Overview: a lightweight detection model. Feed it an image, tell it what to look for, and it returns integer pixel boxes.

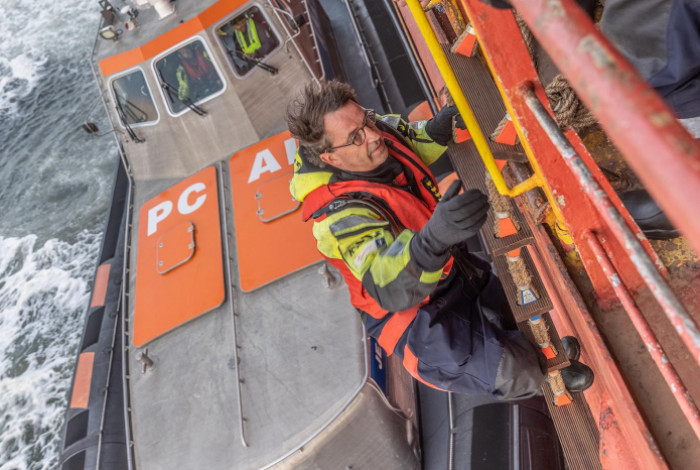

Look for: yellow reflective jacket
[290,114,449,313]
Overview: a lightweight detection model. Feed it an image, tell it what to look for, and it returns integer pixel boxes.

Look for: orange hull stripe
[377,307,418,355]
[90,264,111,308]
[402,345,444,391]
[70,352,95,409]
[100,0,247,76]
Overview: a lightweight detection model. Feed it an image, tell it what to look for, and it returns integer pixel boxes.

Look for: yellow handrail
[405,0,538,198]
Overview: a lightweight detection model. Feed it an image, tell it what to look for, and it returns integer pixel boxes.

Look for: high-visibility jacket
[176,50,213,101]
[235,18,262,55]
[290,113,546,398]
[301,129,453,355]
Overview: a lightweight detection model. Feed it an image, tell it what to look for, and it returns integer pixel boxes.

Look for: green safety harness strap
[235,18,261,55]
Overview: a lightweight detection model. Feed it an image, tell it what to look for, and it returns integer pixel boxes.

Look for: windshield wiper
[156,69,207,116]
[114,99,144,143]
[116,94,148,124]
[231,48,278,75]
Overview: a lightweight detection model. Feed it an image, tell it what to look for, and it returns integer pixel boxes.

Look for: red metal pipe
[519,85,700,368]
[583,231,700,442]
[510,0,700,258]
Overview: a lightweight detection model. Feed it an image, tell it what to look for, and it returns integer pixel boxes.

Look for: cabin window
[111,69,158,126]
[154,39,225,115]
[216,6,281,77]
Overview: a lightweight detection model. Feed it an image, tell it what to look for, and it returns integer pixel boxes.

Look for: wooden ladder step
[448,142,533,255]
[542,389,602,470]
[519,313,570,372]
[441,44,526,155]
[440,31,600,470]
[492,246,552,322]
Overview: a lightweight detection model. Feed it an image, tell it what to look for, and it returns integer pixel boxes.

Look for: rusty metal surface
[510,0,700,261]
[521,86,700,368]
[456,0,664,307]
[401,2,695,466]
[583,231,700,443]
[524,217,669,469]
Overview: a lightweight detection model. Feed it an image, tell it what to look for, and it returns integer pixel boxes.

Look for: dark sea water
[0,2,117,468]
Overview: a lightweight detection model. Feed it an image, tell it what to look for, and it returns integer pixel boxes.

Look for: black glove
[424,105,466,146]
[410,180,489,271]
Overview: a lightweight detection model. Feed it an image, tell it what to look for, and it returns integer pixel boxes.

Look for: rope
[545,74,598,131]
[514,12,537,70]
[489,115,508,142]
[514,11,597,131]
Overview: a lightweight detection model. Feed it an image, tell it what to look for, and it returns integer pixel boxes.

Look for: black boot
[561,336,581,361]
[619,190,679,240]
[561,359,594,393]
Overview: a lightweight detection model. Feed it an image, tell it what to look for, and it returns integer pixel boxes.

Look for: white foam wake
[0,231,101,470]
[0,0,100,116]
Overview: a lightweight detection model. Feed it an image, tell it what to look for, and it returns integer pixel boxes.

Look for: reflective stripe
[176,66,189,101]
[378,307,419,355]
[367,230,412,287]
[402,344,445,391]
[419,267,443,284]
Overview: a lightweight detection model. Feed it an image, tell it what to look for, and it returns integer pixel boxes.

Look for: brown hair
[286,80,357,167]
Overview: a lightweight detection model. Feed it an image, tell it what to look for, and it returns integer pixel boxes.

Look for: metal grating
[442,43,534,255]
[441,44,524,155]
[541,387,602,470]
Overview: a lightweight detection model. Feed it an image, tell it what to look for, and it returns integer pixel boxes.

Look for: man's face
[319,101,388,172]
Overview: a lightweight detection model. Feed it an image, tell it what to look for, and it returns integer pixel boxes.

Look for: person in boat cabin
[217,12,276,75]
[176,45,216,102]
[286,81,594,398]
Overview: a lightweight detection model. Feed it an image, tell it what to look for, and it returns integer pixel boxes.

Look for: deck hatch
[133,166,224,346]
[156,221,196,273]
[254,172,300,222]
[229,130,321,291]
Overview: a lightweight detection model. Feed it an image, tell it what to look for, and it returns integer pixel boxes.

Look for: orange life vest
[302,130,453,354]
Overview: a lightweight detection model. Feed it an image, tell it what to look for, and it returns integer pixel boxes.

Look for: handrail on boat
[218,162,249,448]
[265,0,322,86]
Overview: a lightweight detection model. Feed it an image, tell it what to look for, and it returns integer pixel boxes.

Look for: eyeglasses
[326,109,377,152]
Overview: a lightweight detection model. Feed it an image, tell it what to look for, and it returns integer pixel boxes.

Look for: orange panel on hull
[133,166,225,346]
[229,131,321,291]
[90,263,111,307]
[70,352,95,409]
